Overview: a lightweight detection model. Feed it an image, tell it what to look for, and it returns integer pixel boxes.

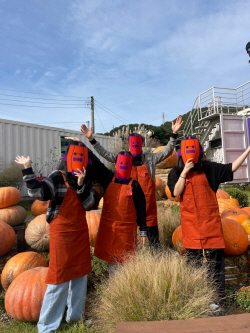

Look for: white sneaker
[209,303,220,312]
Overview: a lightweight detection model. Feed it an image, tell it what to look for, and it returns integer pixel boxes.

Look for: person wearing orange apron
[168,136,250,310]
[90,151,147,275]
[81,116,183,250]
[15,141,96,333]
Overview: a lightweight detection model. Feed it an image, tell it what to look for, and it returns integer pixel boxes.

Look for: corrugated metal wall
[0,118,114,194]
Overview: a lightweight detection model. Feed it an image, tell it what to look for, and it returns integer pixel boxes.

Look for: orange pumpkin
[0,220,16,256]
[31,200,50,217]
[1,251,48,291]
[25,214,50,251]
[241,219,250,235]
[216,189,230,200]
[217,198,238,215]
[0,187,21,209]
[172,225,186,255]
[86,210,101,247]
[229,198,240,207]
[242,207,250,215]
[221,218,249,255]
[0,205,27,227]
[5,267,48,322]
[155,176,165,201]
[165,185,180,202]
[153,149,178,169]
[221,208,249,224]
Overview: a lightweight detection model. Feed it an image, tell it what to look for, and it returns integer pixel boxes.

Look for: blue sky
[0,0,249,133]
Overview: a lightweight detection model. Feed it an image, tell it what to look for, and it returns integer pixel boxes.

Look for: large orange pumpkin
[165,185,180,202]
[221,208,249,224]
[5,267,48,322]
[217,198,238,215]
[31,200,50,217]
[25,214,50,251]
[153,149,178,169]
[1,251,48,291]
[86,210,101,247]
[0,187,21,209]
[229,198,240,207]
[155,176,165,201]
[0,220,16,256]
[216,189,230,200]
[172,225,186,255]
[242,207,250,215]
[0,205,27,226]
[221,218,249,255]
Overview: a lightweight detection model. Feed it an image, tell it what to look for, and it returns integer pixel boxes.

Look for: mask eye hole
[80,153,83,156]
[74,153,77,155]
[126,162,128,165]
[120,162,123,165]
[192,146,195,148]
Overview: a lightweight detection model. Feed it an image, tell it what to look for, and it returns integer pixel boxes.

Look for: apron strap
[112,175,116,182]
[128,178,133,185]
[59,171,70,190]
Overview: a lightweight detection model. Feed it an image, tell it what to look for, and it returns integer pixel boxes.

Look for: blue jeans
[37,275,88,333]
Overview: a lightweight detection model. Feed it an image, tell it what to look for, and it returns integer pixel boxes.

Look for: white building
[0,118,114,194]
[179,81,250,183]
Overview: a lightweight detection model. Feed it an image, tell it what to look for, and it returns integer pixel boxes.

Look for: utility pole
[91,96,95,134]
[86,121,90,128]
[162,112,165,125]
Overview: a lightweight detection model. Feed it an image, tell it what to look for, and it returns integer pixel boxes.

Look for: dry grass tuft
[93,250,216,333]
[157,204,181,249]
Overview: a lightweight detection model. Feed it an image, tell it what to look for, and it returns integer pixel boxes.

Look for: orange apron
[45,172,92,284]
[131,162,158,227]
[94,177,137,264]
[180,171,225,249]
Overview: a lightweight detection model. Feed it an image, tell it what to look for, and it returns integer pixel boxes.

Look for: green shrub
[0,163,23,189]
[225,188,249,208]
[94,250,216,333]
[87,256,108,291]
[235,286,250,311]
[245,186,250,192]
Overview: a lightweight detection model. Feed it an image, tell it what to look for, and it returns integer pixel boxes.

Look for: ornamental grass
[93,250,217,333]
[157,204,181,249]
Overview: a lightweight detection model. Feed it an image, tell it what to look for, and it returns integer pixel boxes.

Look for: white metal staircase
[179,81,250,148]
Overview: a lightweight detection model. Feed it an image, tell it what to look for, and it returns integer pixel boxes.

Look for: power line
[0,97,89,106]
[0,87,90,99]
[95,100,129,124]
[95,108,106,133]
[95,104,128,124]
[0,92,90,102]
[0,103,88,108]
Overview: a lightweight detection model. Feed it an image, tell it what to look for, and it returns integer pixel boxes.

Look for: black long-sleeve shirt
[22,168,96,223]
[88,149,147,233]
[167,161,233,197]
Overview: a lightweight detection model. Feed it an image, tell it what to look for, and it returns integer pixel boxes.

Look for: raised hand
[172,116,184,134]
[64,136,80,141]
[81,124,93,141]
[15,155,32,169]
[75,167,86,186]
[182,158,194,176]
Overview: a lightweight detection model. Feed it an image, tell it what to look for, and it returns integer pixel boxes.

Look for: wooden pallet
[116,313,250,333]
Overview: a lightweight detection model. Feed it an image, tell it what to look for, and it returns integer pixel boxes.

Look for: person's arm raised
[81,124,117,163]
[173,158,194,197]
[232,147,250,172]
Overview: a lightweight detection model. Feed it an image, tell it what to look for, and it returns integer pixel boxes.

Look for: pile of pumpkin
[1,197,102,322]
[0,187,27,256]
[172,189,250,257]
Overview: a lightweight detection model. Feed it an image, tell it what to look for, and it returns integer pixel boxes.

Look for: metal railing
[179,81,250,142]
